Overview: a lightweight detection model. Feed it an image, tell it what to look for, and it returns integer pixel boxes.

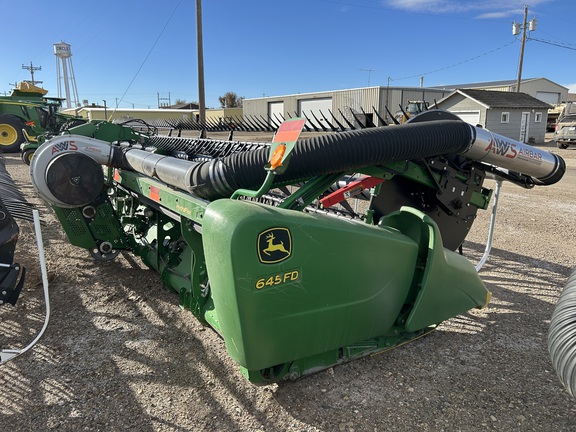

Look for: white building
[434,89,552,143]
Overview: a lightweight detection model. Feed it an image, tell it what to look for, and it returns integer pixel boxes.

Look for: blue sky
[1,0,575,109]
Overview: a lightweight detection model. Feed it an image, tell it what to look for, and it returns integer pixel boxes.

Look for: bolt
[82,206,96,219]
[100,242,113,253]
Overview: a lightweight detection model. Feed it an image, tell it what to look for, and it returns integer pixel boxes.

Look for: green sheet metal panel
[202,199,419,371]
[379,206,489,333]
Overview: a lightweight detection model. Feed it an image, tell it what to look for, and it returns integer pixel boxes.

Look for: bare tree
[218,91,243,108]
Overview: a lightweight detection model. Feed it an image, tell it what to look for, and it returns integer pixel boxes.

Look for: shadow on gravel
[2,233,575,431]
[271,240,576,431]
[464,239,572,299]
[0,247,297,431]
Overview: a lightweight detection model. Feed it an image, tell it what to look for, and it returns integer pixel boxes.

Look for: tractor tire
[548,268,576,399]
[0,114,25,153]
[21,149,35,165]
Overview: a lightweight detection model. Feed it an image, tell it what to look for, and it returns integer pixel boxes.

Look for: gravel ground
[1,134,575,431]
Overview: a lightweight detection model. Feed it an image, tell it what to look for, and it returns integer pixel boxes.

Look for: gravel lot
[1,134,575,431]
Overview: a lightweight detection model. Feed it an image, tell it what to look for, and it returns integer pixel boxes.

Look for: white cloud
[383,0,552,18]
[564,84,576,93]
[476,11,518,19]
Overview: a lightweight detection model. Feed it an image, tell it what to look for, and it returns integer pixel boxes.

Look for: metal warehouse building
[432,77,568,105]
[242,86,451,130]
[243,77,568,133]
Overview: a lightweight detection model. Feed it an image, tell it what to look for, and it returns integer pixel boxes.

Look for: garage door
[536,91,560,104]
[450,110,480,125]
[268,101,284,126]
[298,98,332,129]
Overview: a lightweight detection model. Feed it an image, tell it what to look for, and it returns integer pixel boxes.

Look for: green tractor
[0,82,85,156]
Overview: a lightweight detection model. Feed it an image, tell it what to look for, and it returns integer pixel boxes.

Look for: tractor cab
[394,100,429,124]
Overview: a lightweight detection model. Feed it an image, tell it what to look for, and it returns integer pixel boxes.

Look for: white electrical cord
[475,179,503,272]
[0,209,50,364]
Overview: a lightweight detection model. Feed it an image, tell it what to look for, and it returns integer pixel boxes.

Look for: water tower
[54,41,80,109]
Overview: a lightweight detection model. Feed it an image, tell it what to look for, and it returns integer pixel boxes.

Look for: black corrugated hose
[548,268,576,398]
[189,120,474,200]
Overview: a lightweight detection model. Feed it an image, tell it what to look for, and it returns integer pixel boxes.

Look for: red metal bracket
[320,176,385,208]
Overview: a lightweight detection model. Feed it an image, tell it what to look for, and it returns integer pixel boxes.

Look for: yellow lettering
[255,270,301,289]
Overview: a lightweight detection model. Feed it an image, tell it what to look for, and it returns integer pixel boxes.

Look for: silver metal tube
[463,126,563,183]
[123,148,200,193]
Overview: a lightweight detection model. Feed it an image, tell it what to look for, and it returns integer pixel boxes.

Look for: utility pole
[157,92,171,108]
[196,0,206,138]
[385,77,392,121]
[513,5,537,92]
[22,62,42,85]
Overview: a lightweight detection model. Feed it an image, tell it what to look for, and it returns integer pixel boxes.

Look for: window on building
[535,112,542,123]
[501,112,509,123]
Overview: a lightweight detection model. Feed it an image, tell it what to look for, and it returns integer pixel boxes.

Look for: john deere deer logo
[257,228,292,264]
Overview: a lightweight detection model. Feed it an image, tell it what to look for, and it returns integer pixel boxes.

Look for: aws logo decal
[51,140,77,155]
[257,227,292,264]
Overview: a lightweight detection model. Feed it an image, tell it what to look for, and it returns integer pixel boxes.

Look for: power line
[112,0,183,118]
[390,39,517,83]
[535,29,576,47]
[527,36,576,51]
